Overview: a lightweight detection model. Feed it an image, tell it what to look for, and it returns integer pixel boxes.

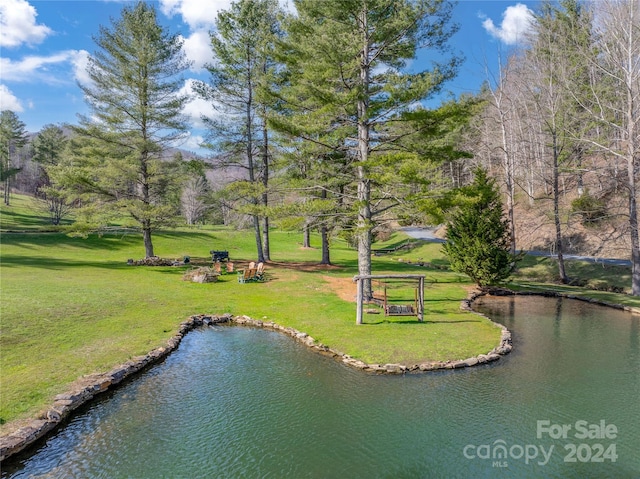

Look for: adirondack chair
[226,261,234,274]
[237,267,257,283]
[255,262,266,281]
[213,261,222,275]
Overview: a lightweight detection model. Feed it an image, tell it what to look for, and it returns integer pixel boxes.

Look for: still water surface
[3,296,639,478]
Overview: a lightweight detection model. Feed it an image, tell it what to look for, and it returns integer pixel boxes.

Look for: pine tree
[273,0,460,296]
[0,110,28,206]
[72,1,190,257]
[31,124,67,170]
[193,0,283,262]
[31,124,70,225]
[443,169,521,288]
[275,139,353,265]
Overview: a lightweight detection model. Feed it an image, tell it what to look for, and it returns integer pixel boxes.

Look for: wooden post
[356,277,363,325]
[354,274,425,324]
[383,284,387,314]
[418,276,424,322]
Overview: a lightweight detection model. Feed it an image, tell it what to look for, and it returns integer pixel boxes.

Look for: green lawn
[2,194,637,433]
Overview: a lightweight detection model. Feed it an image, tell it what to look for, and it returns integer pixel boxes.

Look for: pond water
[3,296,639,478]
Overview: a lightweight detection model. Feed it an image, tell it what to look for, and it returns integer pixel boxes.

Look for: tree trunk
[303,221,311,248]
[320,189,330,264]
[627,89,640,295]
[629,187,640,296]
[500,113,517,256]
[261,111,270,261]
[356,7,372,299]
[628,165,640,296]
[262,217,270,261]
[3,177,9,206]
[143,223,154,258]
[253,214,264,262]
[357,171,372,298]
[139,151,154,258]
[321,223,330,265]
[576,148,584,197]
[246,64,264,263]
[552,135,568,283]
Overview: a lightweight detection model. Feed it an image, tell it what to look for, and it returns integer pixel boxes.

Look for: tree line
[1,0,638,295]
[468,0,640,294]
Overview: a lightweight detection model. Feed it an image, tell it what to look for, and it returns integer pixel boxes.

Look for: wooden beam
[353,274,426,280]
[356,277,364,325]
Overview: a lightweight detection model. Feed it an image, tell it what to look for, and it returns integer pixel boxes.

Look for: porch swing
[353,274,426,324]
[371,280,417,316]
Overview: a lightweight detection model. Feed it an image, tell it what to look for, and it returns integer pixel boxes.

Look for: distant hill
[13,127,207,195]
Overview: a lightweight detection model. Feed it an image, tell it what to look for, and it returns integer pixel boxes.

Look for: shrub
[442,168,522,288]
[571,192,607,226]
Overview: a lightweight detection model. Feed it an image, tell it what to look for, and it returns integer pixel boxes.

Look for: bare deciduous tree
[181,176,210,226]
[576,0,640,294]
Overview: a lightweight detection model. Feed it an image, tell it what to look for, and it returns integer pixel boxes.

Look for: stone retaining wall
[0,313,232,462]
[0,298,512,463]
[232,309,512,374]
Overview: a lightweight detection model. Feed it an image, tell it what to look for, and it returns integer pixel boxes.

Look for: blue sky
[0,0,537,154]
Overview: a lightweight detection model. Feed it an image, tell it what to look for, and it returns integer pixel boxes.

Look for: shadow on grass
[0,255,146,270]
[0,209,53,229]
[361,318,481,325]
[516,255,632,292]
[1,230,218,251]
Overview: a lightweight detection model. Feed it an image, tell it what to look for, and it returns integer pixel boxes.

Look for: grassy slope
[4,194,638,431]
[0,196,501,429]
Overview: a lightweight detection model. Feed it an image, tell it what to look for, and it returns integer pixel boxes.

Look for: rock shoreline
[1,296,512,463]
[485,286,640,314]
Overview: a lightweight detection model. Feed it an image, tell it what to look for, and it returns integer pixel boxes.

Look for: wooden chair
[213,261,222,274]
[255,262,265,281]
[226,261,234,274]
[238,267,257,283]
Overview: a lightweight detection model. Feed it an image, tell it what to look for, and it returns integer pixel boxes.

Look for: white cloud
[160,0,226,29]
[158,0,182,17]
[0,0,52,48]
[180,78,218,129]
[181,132,206,152]
[160,0,294,30]
[181,30,214,72]
[71,50,91,86]
[481,3,535,45]
[0,84,24,111]
[0,50,88,84]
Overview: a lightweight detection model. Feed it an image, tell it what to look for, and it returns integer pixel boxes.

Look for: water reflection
[3,296,639,478]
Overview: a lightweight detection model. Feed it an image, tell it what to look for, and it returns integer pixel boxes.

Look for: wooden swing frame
[353,274,425,324]
[371,280,417,317]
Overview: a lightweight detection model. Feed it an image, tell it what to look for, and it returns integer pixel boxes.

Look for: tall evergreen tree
[443,168,521,288]
[31,125,67,170]
[274,0,460,296]
[193,0,283,263]
[31,124,71,225]
[276,138,353,265]
[0,110,28,206]
[71,1,190,257]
